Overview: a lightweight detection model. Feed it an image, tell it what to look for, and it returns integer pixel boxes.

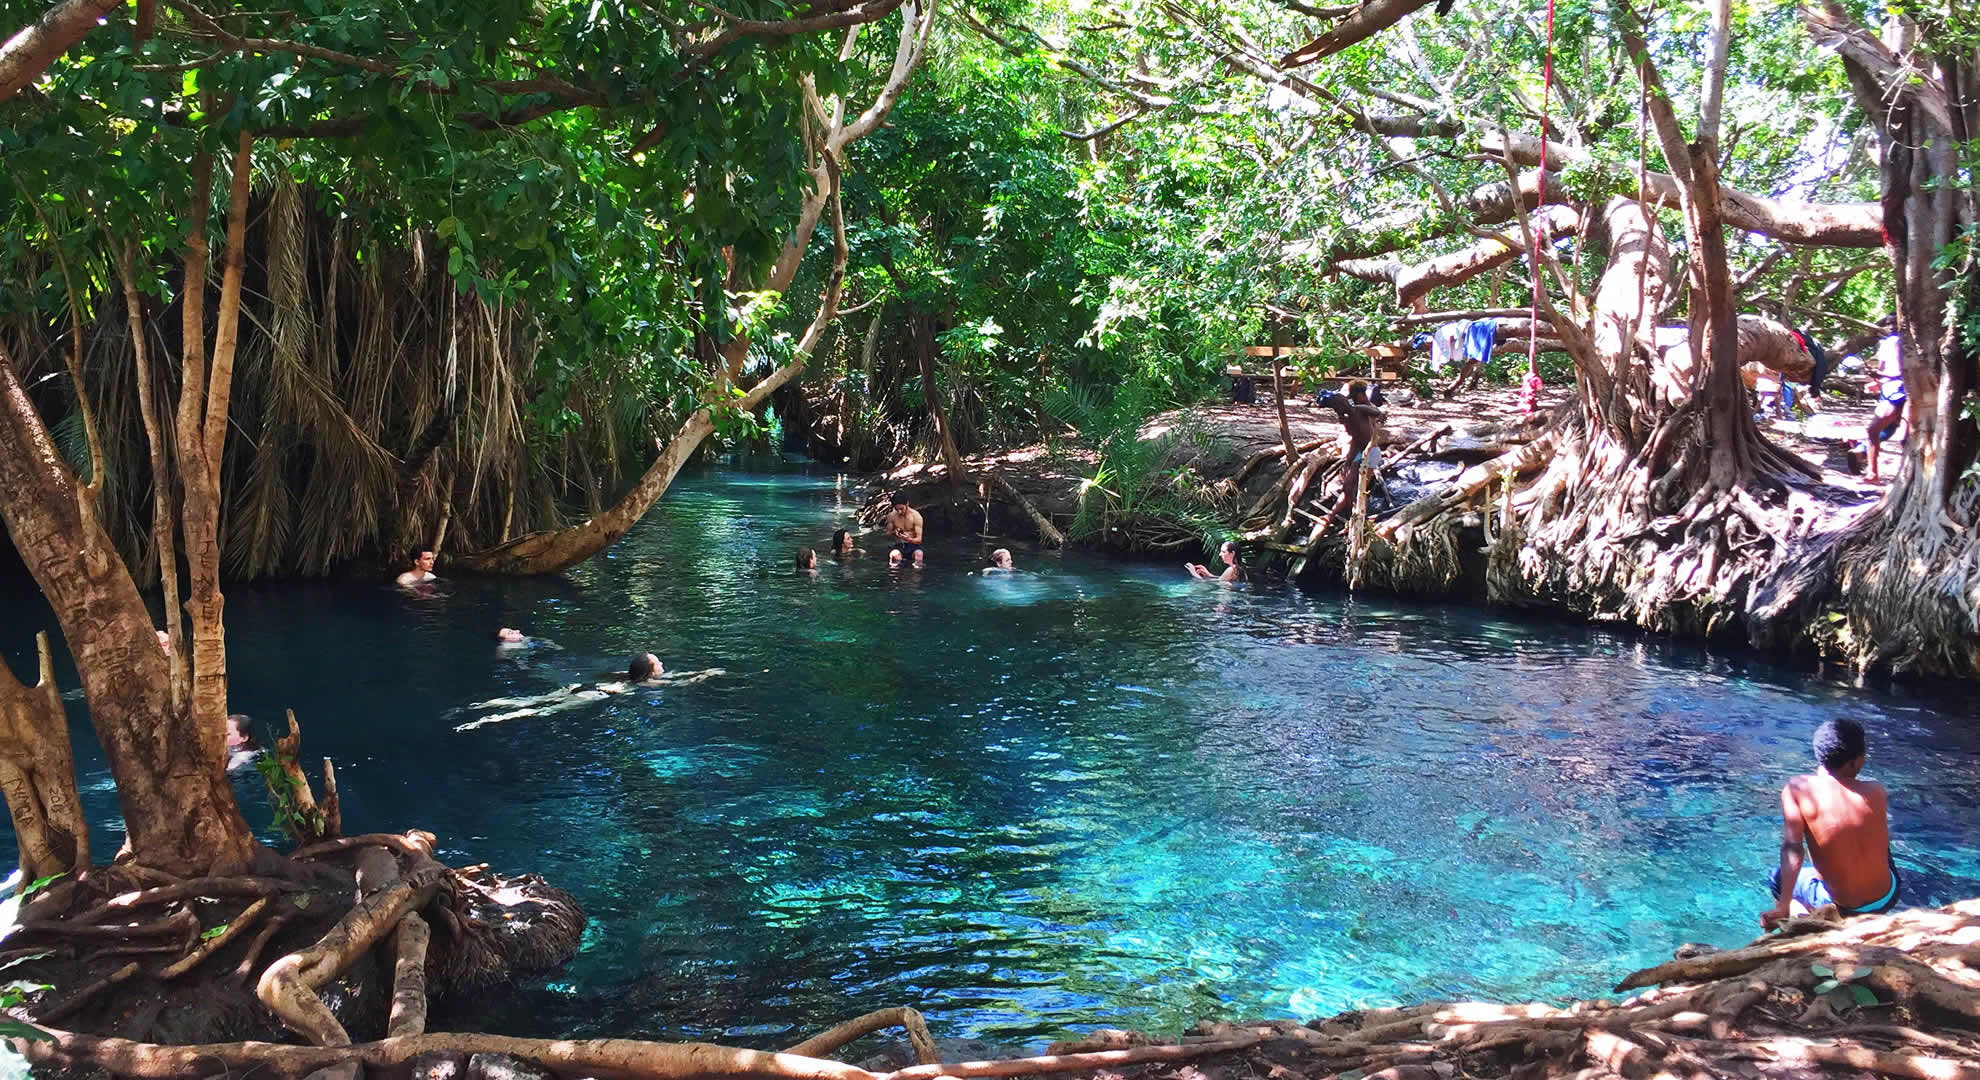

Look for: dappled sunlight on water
[3,464,1976,1047]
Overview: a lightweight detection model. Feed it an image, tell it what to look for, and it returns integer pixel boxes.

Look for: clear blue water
[3,465,1977,1049]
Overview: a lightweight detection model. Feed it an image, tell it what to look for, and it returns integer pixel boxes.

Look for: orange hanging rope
[1519,0,1559,417]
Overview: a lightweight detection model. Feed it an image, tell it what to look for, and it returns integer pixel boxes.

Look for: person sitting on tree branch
[1760,717,1902,929]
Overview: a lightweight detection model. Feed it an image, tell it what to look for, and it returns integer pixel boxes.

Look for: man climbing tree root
[17,901,1980,1080]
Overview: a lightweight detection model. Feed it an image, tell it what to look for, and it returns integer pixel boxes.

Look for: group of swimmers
[377,487,1910,930]
[792,492,1015,575]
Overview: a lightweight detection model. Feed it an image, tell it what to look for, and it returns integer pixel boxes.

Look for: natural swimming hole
[4,466,1977,1049]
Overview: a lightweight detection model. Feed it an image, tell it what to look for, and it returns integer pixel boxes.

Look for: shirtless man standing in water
[1761,718,1901,928]
[886,493,925,566]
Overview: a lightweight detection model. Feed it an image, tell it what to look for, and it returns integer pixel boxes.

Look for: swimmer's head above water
[496,627,526,643]
[796,547,817,570]
[990,548,1013,569]
[832,529,854,554]
[628,653,664,682]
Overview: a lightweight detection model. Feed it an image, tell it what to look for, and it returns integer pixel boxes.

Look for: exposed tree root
[38,961,138,1024]
[17,1028,883,1080]
[255,864,443,1045]
[159,895,269,978]
[785,1007,941,1064]
[17,900,1977,1080]
[988,473,1068,547]
[385,912,430,1038]
[69,874,296,923]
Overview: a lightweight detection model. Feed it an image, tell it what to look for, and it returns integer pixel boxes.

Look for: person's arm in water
[1762,780,1810,930]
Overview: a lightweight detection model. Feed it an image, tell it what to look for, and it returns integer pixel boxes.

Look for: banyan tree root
[255,864,445,1045]
[158,895,270,979]
[18,1028,886,1080]
[21,901,1980,1080]
[385,912,430,1038]
[786,1006,941,1064]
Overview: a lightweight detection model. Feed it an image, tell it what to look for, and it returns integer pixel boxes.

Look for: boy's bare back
[1783,771,1891,908]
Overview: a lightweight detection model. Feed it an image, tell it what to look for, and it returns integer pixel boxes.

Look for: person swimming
[1185,541,1241,583]
[796,547,818,572]
[983,548,1014,573]
[831,529,864,558]
[396,549,439,589]
[454,652,724,731]
[225,713,260,771]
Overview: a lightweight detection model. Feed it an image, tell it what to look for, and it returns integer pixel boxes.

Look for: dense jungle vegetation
[1,0,1936,581]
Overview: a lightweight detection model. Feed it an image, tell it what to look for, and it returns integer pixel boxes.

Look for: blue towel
[1463,318,1497,364]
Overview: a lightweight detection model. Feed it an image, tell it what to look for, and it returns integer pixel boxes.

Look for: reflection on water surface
[5,465,1976,1046]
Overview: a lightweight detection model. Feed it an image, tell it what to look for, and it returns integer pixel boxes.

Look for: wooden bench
[1228,343,1410,403]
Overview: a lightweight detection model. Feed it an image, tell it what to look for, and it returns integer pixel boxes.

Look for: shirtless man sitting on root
[885,493,925,566]
[1760,717,1902,929]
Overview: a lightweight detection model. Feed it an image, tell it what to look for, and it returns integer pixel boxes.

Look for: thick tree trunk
[0,632,90,883]
[1790,10,1980,675]
[0,341,257,875]
[913,315,968,483]
[179,132,254,755]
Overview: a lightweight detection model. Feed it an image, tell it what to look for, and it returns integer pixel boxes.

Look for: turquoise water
[3,465,1977,1048]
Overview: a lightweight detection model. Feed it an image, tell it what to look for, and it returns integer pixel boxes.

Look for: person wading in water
[886,493,925,566]
[1761,718,1902,928]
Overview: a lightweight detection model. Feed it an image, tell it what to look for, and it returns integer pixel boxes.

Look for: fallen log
[989,473,1067,547]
